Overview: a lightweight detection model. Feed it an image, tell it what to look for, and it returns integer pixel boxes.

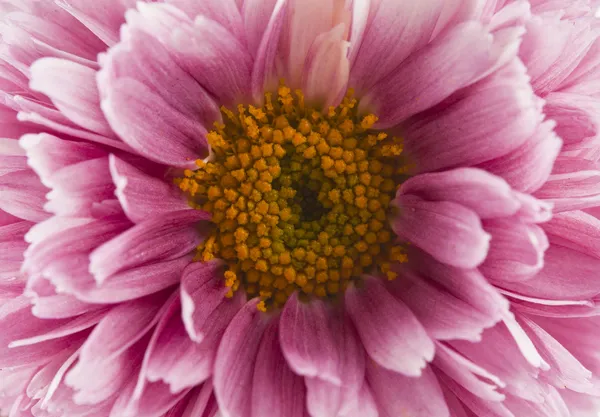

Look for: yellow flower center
[177,83,408,311]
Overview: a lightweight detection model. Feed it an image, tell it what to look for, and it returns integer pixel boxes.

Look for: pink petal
[145,293,243,393]
[180,261,230,343]
[213,299,269,417]
[305,312,365,417]
[391,268,504,342]
[345,277,434,376]
[543,210,600,258]
[29,58,114,137]
[339,382,378,417]
[89,210,209,284]
[402,59,541,173]
[392,195,491,269]
[302,23,349,108]
[361,21,500,128]
[480,120,562,193]
[76,255,193,304]
[350,0,446,93]
[279,294,340,384]
[109,155,190,224]
[242,0,279,56]
[0,169,49,222]
[367,362,449,417]
[57,0,134,46]
[250,0,287,101]
[251,319,307,417]
[433,343,505,401]
[166,0,245,42]
[20,133,107,188]
[503,388,570,417]
[480,218,549,283]
[169,16,253,106]
[400,168,521,219]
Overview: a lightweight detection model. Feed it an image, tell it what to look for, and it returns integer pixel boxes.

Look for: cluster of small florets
[177,83,408,311]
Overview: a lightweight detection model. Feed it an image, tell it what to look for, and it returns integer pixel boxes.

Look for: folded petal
[345,277,434,376]
[392,195,491,269]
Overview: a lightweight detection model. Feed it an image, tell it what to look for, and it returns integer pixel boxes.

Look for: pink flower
[1,0,600,416]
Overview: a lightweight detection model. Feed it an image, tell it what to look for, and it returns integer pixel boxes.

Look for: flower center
[177,83,408,311]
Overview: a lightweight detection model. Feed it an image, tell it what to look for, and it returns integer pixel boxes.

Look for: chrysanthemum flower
[2,0,600,416]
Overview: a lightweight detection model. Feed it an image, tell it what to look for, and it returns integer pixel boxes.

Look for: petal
[30,58,114,137]
[251,319,307,417]
[242,0,279,56]
[180,261,231,343]
[361,21,498,128]
[399,168,521,219]
[350,0,446,92]
[392,195,491,269]
[367,362,449,417]
[345,277,434,376]
[480,218,549,283]
[0,169,49,222]
[480,120,562,193]
[89,210,209,284]
[213,299,269,417]
[391,268,504,342]
[302,24,349,108]
[109,155,189,224]
[401,59,541,173]
[542,210,600,258]
[279,293,339,384]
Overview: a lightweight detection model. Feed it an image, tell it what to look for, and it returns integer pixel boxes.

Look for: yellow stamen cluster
[177,83,408,311]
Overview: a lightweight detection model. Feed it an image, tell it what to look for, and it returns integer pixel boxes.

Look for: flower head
[1,0,600,417]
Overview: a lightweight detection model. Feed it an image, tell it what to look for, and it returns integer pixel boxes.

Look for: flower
[1,0,600,416]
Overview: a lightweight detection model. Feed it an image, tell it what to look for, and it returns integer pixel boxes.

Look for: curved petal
[345,277,434,376]
[400,168,521,219]
[109,155,190,224]
[393,195,491,269]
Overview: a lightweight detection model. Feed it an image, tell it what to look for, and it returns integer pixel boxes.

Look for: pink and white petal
[20,133,107,188]
[367,363,449,417]
[251,319,307,417]
[250,0,287,101]
[433,343,505,401]
[241,0,279,56]
[338,382,378,417]
[503,388,570,417]
[519,314,595,393]
[391,269,504,342]
[401,59,541,173]
[166,0,245,42]
[56,0,135,46]
[281,0,348,88]
[180,260,230,343]
[89,210,209,284]
[439,374,513,417]
[109,155,189,224]
[500,244,600,300]
[279,293,340,384]
[535,164,600,213]
[480,120,562,193]
[302,24,349,108]
[399,168,521,219]
[350,0,447,92]
[169,16,254,106]
[100,78,211,169]
[361,21,501,128]
[480,219,549,284]
[112,379,190,417]
[392,195,491,269]
[306,312,364,417]
[213,299,269,417]
[345,277,434,376]
[0,169,49,222]
[145,293,243,393]
[30,58,114,137]
[543,210,600,258]
[76,255,193,304]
